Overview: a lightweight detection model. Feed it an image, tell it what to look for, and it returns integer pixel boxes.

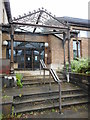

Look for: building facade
[2,27,89,70]
[0,0,11,58]
[1,1,90,72]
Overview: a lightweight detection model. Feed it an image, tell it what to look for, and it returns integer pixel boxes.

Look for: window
[73,40,81,59]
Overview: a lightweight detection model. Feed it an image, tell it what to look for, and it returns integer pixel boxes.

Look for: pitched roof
[57,16,90,28]
[4,0,12,22]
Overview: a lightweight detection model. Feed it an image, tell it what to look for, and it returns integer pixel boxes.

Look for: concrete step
[22,78,66,87]
[22,78,54,83]
[23,75,49,79]
[22,79,66,86]
[3,82,83,97]
[13,82,88,114]
[22,80,55,86]
[14,97,88,114]
[13,84,86,101]
[23,73,66,80]
[13,87,85,106]
[13,93,88,105]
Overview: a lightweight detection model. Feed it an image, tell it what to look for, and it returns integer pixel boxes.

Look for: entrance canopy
[2,7,78,73]
[12,8,69,34]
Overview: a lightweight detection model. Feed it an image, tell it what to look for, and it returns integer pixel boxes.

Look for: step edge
[14,100,88,113]
[13,94,88,105]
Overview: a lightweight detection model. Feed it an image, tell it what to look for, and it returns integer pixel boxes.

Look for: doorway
[7,41,45,70]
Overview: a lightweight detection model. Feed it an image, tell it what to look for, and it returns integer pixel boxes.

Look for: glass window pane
[73,40,81,59]
[73,41,76,50]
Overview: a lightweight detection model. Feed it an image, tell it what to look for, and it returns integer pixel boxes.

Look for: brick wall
[2,32,48,60]
[47,35,64,69]
[2,32,48,42]
[80,38,89,58]
[2,32,89,70]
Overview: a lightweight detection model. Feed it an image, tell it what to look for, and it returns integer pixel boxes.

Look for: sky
[9,0,89,19]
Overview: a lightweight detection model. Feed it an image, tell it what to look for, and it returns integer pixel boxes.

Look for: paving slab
[20,104,88,118]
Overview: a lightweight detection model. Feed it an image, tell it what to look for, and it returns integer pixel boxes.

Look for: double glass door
[7,41,45,70]
[26,49,43,70]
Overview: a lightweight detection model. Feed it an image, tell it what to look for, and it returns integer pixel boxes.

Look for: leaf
[30,112,33,115]
[17,113,22,118]
[51,109,55,112]
[4,84,7,88]
[65,58,90,74]
[19,94,22,97]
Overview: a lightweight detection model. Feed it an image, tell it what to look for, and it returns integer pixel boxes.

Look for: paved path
[21,105,88,118]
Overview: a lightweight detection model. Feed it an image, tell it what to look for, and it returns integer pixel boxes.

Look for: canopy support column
[63,32,66,74]
[67,28,71,72]
[10,23,14,74]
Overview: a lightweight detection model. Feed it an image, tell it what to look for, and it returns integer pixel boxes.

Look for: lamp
[3,40,8,46]
[45,54,48,57]
[45,42,48,47]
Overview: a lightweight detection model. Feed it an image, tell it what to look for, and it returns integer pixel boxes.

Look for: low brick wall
[1,96,13,116]
[69,73,90,93]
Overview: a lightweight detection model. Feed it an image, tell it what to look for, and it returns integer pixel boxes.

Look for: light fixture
[45,42,48,47]
[3,40,8,46]
[45,54,48,57]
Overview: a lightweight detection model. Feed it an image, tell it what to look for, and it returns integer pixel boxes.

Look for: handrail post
[40,59,62,114]
[59,81,62,114]
[40,63,41,75]
[43,69,45,84]
[49,70,51,90]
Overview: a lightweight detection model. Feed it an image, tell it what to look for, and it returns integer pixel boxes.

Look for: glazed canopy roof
[12,8,69,33]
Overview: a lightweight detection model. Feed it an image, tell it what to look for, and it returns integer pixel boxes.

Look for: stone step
[13,87,84,104]
[22,79,66,86]
[22,78,66,87]
[22,80,55,86]
[22,78,54,82]
[17,85,83,95]
[13,84,85,101]
[22,77,66,81]
[14,98,88,114]
[23,76,65,80]
[3,82,83,97]
[23,75,49,79]
[13,93,88,105]
[23,73,65,80]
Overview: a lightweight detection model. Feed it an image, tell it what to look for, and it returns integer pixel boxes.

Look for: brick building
[1,1,90,72]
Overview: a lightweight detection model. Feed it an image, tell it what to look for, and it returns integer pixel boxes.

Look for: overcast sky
[10,0,89,19]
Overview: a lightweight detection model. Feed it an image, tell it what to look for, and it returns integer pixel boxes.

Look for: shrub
[66,58,90,74]
[16,73,23,88]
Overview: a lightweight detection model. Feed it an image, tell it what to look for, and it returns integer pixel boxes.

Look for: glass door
[25,49,32,69]
[7,41,45,70]
[33,50,40,70]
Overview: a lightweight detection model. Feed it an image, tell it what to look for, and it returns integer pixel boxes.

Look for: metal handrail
[40,59,62,113]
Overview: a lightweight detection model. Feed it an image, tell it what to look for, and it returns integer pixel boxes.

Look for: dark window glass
[73,40,81,59]
[6,41,45,69]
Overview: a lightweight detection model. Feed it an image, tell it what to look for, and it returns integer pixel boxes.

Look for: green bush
[16,73,23,88]
[66,58,90,74]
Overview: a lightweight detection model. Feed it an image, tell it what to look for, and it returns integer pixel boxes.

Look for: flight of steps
[13,73,88,114]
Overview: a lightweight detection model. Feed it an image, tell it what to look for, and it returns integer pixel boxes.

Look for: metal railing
[40,59,62,113]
